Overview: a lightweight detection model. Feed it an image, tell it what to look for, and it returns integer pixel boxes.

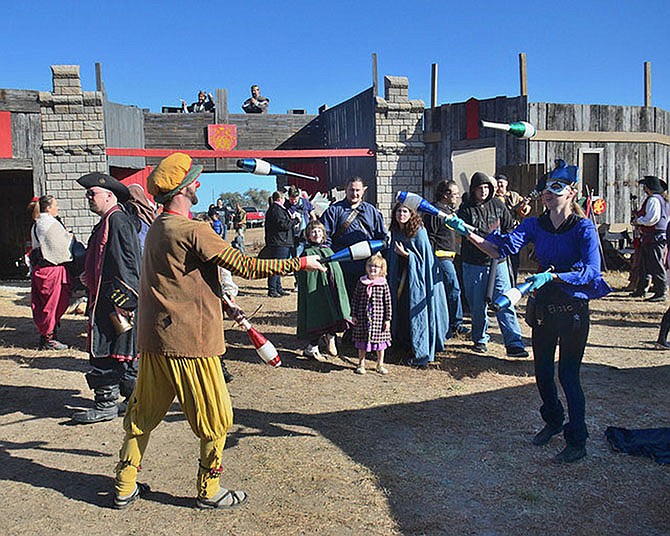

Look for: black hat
[639,175,667,194]
[77,172,130,203]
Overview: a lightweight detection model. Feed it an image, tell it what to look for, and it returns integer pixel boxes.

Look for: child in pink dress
[351,253,392,374]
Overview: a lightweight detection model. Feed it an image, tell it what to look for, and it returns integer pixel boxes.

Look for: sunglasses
[85,189,107,199]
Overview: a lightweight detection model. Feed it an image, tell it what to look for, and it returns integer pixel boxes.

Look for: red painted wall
[111,166,154,201]
[0,112,12,158]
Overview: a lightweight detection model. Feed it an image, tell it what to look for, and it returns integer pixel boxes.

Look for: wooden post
[431,63,438,108]
[519,53,528,96]
[215,88,229,124]
[95,62,106,99]
[214,88,229,171]
[372,53,378,97]
[645,61,652,107]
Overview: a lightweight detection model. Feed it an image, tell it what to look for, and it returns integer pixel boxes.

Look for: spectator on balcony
[181,91,215,113]
[242,85,269,114]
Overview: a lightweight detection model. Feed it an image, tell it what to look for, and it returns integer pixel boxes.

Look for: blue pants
[462,261,524,348]
[532,302,590,447]
[265,245,290,295]
[436,258,464,336]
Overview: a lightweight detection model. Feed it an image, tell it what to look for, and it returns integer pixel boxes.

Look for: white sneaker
[376,365,388,375]
[354,366,366,375]
[304,344,327,362]
[323,334,338,356]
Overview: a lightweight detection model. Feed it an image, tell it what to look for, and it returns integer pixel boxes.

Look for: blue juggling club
[320,239,387,264]
[492,266,554,312]
[396,191,476,233]
[236,158,319,181]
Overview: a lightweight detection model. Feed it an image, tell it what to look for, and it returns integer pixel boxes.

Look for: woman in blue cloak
[387,202,450,368]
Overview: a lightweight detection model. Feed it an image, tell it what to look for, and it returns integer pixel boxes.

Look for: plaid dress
[351,276,392,351]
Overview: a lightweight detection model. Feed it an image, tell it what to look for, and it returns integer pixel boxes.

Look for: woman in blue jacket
[449,160,611,463]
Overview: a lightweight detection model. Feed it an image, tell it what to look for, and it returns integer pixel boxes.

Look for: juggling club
[396,191,476,233]
[236,158,319,181]
[491,266,554,312]
[320,239,387,264]
[479,120,536,139]
[221,295,281,367]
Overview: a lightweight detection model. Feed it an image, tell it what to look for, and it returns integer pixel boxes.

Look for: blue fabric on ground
[605,426,670,465]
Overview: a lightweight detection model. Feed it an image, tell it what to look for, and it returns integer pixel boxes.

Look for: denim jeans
[532,302,590,447]
[265,245,290,295]
[437,258,464,336]
[462,261,524,348]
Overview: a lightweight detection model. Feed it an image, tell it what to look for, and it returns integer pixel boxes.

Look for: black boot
[553,444,586,463]
[220,359,234,383]
[532,424,563,446]
[117,378,136,416]
[39,332,68,351]
[656,309,670,349]
[72,385,120,424]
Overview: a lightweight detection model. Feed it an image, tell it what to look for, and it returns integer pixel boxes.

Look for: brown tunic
[138,214,229,357]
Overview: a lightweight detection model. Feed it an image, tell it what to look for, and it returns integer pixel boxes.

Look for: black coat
[264,202,294,248]
[458,197,514,266]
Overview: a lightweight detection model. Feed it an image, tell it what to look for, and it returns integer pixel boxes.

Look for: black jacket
[264,202,294,248]
[458,173,515,266]
[423,200,460,254]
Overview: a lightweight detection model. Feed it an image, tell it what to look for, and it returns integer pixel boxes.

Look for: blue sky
[3,0,669,210]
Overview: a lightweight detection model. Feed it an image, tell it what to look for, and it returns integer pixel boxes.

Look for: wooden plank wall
[270,88,376,196]
[0,89,44,194]
[104,101,145,170]
[529,103,670,224]
[322,87,376,192]
[424,95,528,199]
[142,112,315,172]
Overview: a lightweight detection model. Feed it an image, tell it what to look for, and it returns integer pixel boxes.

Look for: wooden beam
[645,61,652,107]
[95,62,103,92]
[372,53,378,97]
[107,148,375,158]
[519,53,528,96]
[0,89,40,113]
[214,88,229,172]
[0,158,32,170]
[431,63,438,108]
[534,129,670,146]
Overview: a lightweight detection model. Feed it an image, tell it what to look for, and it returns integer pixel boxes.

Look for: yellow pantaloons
[114,352,233,499]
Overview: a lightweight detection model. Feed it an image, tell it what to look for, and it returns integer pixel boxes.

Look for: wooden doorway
[0,170,34,278]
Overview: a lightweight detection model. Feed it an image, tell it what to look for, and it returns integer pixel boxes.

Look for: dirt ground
[0,228,668,536]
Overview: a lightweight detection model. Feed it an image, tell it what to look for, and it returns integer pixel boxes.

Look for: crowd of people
[26,153,667,509]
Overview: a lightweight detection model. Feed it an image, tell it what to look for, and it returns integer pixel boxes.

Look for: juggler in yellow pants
[114,352,233,499]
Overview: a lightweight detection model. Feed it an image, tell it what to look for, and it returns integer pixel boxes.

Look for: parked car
[243,206,265,227]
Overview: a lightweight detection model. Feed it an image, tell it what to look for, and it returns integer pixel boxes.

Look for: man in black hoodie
[458,172,528,357]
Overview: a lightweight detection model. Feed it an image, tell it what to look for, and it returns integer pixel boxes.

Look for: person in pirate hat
[72,172,142,424]
[630,175,670,302]
[447,159,612,463]
[112,152,325,510]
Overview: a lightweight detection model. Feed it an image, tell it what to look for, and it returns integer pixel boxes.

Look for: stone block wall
[374,76,425,219]
[40,65,106,237]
